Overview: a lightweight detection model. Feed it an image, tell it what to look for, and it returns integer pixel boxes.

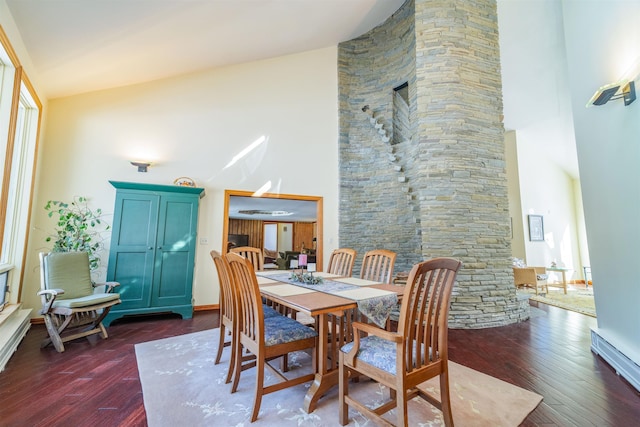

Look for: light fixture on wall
[130,161,151,172]
[587,80,636,107]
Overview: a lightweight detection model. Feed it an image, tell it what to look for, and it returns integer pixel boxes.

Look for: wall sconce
[587,80,636,107]
[130,161,151,172]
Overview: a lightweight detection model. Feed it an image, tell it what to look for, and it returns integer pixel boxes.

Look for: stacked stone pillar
[339,0,527,328]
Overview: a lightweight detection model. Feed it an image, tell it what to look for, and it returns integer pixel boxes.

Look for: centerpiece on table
[289,253,323,284]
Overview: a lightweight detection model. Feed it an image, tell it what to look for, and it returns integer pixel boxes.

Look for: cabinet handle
[148,247,153,250]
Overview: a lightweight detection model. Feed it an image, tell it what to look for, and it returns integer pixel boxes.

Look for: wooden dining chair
[327,248,357,277]
[360,249,397,283]
[230,246,264,271]
[339,257,462,427]
[211,250,281,385]
[226,252,318,422]
[211,250,240,384]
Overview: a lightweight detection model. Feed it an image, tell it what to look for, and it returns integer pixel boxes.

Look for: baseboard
[194,304,218,312]
[591,329,640,392]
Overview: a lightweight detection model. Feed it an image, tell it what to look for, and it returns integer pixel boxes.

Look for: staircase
[361,105,421,229]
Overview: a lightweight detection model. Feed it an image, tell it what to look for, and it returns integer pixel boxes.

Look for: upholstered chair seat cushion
[341,336,428,375]
[264,315,317,346]
[52,292,121,309]
[262,304,281,318]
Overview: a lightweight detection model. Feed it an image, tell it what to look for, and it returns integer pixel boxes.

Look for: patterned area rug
[526,285,596,317]
[135,328,542,426]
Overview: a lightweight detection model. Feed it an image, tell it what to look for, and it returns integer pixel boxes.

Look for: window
[0,25,42,305]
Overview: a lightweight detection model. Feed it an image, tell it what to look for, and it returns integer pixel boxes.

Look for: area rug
[526,286,596,317]
[135,329,542,426]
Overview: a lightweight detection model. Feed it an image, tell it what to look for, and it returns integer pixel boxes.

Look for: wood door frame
[222,189,323,270]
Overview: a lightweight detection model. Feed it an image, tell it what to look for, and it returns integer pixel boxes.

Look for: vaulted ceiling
[5,0,578,177]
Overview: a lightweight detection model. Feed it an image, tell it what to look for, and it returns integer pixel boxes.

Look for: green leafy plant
[45,196,110,271]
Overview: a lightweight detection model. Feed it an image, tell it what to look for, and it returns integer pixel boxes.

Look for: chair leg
[396,385,408,427]
[231,343,243,393]
[338,353,349,426]
[440,371,454,427]
[251,355,265,422]
[225,328,237,384]
[215,323,226,365]
[280,354,289,372]
[42,315,65,353]
[98,322,109,339]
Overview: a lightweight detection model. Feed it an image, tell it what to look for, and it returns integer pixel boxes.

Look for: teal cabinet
[104,181,205,326]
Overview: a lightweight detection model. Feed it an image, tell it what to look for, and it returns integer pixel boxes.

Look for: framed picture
[528,215,544,241]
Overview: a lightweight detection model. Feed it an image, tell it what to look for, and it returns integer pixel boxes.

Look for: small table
[546,267,570,293]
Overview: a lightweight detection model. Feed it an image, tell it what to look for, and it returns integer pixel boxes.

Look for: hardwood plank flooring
[1,303,639,426]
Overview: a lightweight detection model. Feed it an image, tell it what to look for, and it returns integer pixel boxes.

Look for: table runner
[256,271,397,327]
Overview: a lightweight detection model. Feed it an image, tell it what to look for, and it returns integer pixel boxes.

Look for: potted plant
[44,196,110,272]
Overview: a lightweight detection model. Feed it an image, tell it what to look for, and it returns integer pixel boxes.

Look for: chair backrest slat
[230,246,264,271]
[360,249,396,283]
[211,250,235,325]
[226,252,263,343]
[327,248,357,277]
[398,258,461,373]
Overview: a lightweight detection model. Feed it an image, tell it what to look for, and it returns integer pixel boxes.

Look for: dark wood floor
[1,302,639,426]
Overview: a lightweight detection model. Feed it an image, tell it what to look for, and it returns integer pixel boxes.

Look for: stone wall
[338,0,527,328]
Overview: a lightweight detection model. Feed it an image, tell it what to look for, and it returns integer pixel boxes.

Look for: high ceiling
[6,0,404,99]
[5,0,578,177]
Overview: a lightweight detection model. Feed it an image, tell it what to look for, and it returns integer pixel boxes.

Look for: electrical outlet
[199,237,209,245]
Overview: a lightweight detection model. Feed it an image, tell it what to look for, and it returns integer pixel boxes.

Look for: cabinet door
[151,194,198,307]
[107,193,159,310]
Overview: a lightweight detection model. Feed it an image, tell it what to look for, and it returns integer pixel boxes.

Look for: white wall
[515,128,584,280]
[21,47,340,315]
[562,0,640,366]
[505,130,525,259]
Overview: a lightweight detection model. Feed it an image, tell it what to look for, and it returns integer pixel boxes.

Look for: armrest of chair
[93,281,120,293]
[37,288,65,314]
[533,266,547,276]
[344,321,402,366]
[38,288,65,297]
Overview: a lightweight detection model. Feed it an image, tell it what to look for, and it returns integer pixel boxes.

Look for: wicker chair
[513,266,548,295]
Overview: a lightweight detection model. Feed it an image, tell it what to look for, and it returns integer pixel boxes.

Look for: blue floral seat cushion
[264,315,318,346]
[262,304,280,319]
[341,336,397,374]
[537,274,548,280]
[341,336,429,375]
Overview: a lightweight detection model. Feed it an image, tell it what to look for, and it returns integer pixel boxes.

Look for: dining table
[255,269,405,413]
